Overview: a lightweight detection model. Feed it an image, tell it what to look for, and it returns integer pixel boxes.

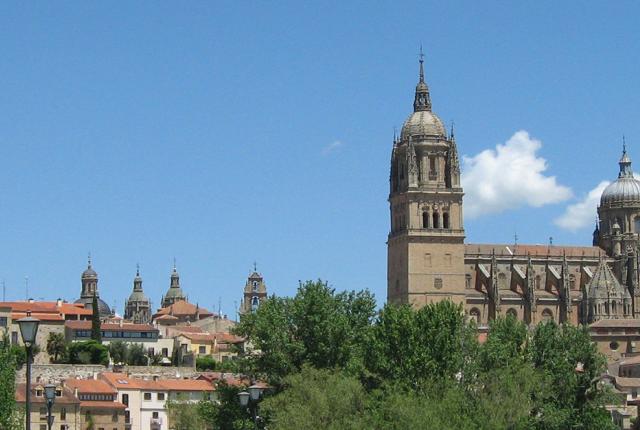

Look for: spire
[413,47,432,112]
[419,44,425,83]
[619,135,633,178]
[87,252,92,269]
[133,264,143,291]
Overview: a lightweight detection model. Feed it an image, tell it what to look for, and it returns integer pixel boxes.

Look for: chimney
[92,372,98,380]
[56,298,63,307]
[153,375,158,381]
[119,319,123,328]
[74,387,78,398]
[28,298,34,304]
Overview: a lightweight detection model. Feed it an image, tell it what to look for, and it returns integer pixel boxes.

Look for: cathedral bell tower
[387,53,466,307]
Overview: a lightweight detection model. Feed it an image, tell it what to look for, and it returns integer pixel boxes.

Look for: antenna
[2,280,4,302]
[234,300,238,321]
[218,296,222,317]
[514,232,518,246]
[25,276,29,300]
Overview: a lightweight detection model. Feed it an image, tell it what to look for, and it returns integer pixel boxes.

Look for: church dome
[600,145,640,206]
[74,296,112,317]
[401,110,446,140]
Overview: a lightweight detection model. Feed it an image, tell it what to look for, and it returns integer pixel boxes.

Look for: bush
[68,341,109,365]
[196,356,216,371]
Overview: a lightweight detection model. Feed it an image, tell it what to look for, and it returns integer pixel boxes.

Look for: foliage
[234,280,376,385]
[166,394,208,430]
[10,343,40,368]
[108,341,149,365]
[364,300,476,390]
[68,340,109,365]
[46,332,67,363]
[0,335,22,430]
[198,280,619,429]
[261,366,367,430]
[196,356,242,373]
[201,381,253,430]
[91,293,101,343]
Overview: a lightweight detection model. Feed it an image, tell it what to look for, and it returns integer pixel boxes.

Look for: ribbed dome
[601,145,640,206]
[82,266,97,278]
[401,110,446,140]
[601,178,640,206]
[74,296,112,316]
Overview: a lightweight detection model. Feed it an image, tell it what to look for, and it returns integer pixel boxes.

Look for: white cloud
[322,140,343,155]
[554,181,610,232]
[462,130,573,218]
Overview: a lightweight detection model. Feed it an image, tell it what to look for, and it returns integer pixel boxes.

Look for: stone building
[387,57,640,327]
[124,266,152,324]
[239,266,268,314]
[74,256,112,318]
[160,264,187,308]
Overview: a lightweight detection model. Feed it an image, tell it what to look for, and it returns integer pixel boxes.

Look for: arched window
[252,281,259,292]
[569,274,576,290]
[422,212,429,229]
[443,213,450,229]
[635,217,640,233]
[506,308,518,319]
[251,296,259,311]
[498,273,508,290]
[434,278,443,290]
[433,212,440,229]
[469,308,481,324]
[541,308,553,322]
[612,301,617,314]
[465,274,472,290]
[535,275,542,290]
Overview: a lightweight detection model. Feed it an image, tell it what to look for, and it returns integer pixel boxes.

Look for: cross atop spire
[87,252,92,268]
[418,44,425,83]
[413,47,432,112]
[136,263,140,277]
[619,135,633,178]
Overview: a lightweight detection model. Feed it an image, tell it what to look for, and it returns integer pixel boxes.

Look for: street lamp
[17,312,40,430]
[44,384,56,430]
[238,385,265,429]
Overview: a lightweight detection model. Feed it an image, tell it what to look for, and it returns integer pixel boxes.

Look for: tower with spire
[161,261,187,308]
[124,265,152,324]
[239,263,268,315]
[74,254,112,317]
[387,51,465,306]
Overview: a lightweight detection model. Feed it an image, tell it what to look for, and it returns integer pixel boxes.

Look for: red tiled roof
[0,301,92,315]
[80,401,126,409]
[100,373,166,390]
[154,300,214,318]
[154,314,179,320]
[65,379,117,394]
[465,243,602,258]
[65,320,157,332]
[158,379,214,391]
[171,326,204,333]
[620,355,640,366]
[15,384,79,405]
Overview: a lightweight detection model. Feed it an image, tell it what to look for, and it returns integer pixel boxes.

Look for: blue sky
[1,2,639,314]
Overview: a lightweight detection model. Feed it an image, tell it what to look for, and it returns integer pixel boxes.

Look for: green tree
[166,394,208,430]
[527,322,617,430]
[235,280,376,385]
[196,355,216,371]
[127,343,148,365]
[260,366,367,430]
[364,301,476,390]
[90,293,102,343]
[46,332,67,363]
[108,341,128,364]
[68,340,109,365]
[0,335,21,429]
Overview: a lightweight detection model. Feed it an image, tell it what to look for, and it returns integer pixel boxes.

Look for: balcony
[151,417,163,426]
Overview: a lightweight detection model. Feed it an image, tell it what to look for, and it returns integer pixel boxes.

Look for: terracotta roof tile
[620,355,640,366]
[0,301,92,315]
[154,300,214,318]
[11,312,65,322]
[465,243,602,258]
[15,384,79,404]
[589,319,640,329]
[158,379,214,391]
[65,379,117,394]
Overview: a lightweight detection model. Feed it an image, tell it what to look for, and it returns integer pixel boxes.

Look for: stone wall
[16,364,198,384]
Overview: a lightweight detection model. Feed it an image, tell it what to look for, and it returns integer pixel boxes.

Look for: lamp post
[44,384,56,430]
[238,384,265,429]
[17,312,40,430]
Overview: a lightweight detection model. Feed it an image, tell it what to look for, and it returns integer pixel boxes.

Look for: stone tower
[596,142,640,316]
[240,265,268,314]
[161,262,187,308]
[387,54,466,307]
[74,255,112,317]
[124,265,152,324]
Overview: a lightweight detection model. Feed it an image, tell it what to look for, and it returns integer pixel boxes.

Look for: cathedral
[387,57,640,326]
